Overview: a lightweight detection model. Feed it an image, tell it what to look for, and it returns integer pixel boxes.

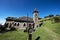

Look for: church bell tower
[33,8,39,29]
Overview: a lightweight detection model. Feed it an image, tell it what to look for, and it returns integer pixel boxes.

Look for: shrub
[54,17,60,23]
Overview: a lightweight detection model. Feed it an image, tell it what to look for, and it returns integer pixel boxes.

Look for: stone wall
[5,21,34,30]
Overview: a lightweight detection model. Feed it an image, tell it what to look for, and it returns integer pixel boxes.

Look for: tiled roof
[6,16,33,22]
[20,16,33,21]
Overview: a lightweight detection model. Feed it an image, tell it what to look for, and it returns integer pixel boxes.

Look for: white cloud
[0,19,6,25]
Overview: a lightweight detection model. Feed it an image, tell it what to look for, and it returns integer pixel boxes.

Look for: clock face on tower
[35,13,37,16]
[35,13,38,18]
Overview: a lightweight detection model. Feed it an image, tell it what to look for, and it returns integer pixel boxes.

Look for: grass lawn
[32,20,60,40]
[0,20,60,40]
[0,30,28,40]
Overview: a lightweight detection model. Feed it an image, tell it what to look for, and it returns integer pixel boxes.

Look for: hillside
[0,20,60,40]
[32,20,60,40]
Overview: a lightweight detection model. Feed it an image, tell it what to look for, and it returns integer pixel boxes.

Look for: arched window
[5,23,9,27]
[37,25,38,27]
[23,23,26,26]
[9,23,12,28]
[17,23,19,26]
[14,23,16,26]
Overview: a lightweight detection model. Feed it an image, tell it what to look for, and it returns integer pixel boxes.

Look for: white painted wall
[5,21,33,29]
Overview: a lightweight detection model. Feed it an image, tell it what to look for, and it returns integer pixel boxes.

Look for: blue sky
[0,0,60,24]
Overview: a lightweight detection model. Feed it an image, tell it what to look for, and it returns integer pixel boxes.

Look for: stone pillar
[7,23,10,30]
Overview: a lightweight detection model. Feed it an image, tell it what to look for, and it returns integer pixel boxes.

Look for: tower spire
[33,8,38,13]
[34,8,37,11]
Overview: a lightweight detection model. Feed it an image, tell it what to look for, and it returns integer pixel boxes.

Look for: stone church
[5,8,40,30]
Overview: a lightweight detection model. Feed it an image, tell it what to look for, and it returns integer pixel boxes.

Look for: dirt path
[42,27,60,40]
